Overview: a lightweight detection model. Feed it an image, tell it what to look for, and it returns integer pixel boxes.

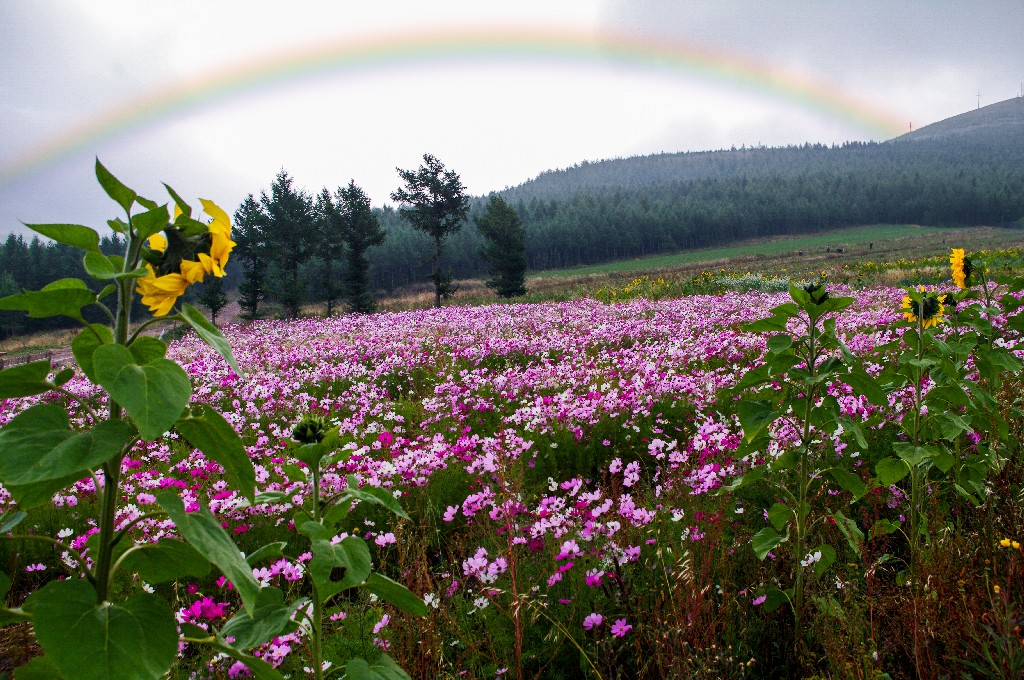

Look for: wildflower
[610,618,632,637]
[136,266,189,317]
[993,584,1001,594]
[901,286,946,329]
[135,198,234,316]
[583,613,603,630]
[949,248,973,289]
[751,594,767,606]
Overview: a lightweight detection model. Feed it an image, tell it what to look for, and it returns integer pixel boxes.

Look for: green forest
[3,130,1023,336]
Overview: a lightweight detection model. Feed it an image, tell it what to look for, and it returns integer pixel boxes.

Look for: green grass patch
[538,224,974,277]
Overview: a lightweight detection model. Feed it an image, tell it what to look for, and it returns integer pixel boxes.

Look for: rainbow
[0,26,906,185]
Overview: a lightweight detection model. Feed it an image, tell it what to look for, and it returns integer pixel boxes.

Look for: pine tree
[233,195,268,320]
[476,195,527,297]
[313,189,346,317]
[321,181,386,314]
[391,154,469,308]
[197,276,229,327]
[234,171,316,318]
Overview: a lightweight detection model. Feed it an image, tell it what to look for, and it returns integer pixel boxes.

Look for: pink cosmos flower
[583,613,603,630]
[610,618,632,637]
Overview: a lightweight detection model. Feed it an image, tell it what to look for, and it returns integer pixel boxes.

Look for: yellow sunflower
[949,248,971,289]
[902,286,946,329]
[136,265,189,317]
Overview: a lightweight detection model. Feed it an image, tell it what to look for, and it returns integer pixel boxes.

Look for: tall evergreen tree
[197,276,229,327]
[391,154,470,308]
[234,171,316,318]
[322,180,386,314]
[233,195,268,320]
[475,195,527,297]
[313,189,346,317]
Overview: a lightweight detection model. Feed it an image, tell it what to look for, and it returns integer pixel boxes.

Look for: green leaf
[72,324,114,383]
[722,465,765,492]
[132,204,171,242]
[932,415,971,447]
[309,535,372,602]
[245,542,287,566]
[128,336,168,364]
[736,400,777,444]
[25,223,101,253]
[762,587,791,613]
[156,492,261,615]
[870,519,901,539]
[163,183,192,218]
[83,251,119,280]
[841,370,888,406]
[95,159,137,214]
[892,442,945,467]
[27,579,177,680]
[220,587,302,650]
[827,468,867,500]
[13,655,65,679]
[767,502,793,532]
[119,539,211,584]
[0,404,133,490]
[175,404,255,501]
[832,510,864,554]
[0,510,28,533]
[53,368,74,386]
[743,316,787,333]
[0,278,95,321]
[344,479,409,520]
[766,333,793,354]
[0,360,52,399]
[875,457,910,485]
[178,304,241,375]
[812,544,837,578]
[344,654,412,680]
[363,573,428,616]
[93,343,191,441]
[752,526,786,560]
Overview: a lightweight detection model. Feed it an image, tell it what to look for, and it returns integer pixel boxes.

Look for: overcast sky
[1,0,1021,239]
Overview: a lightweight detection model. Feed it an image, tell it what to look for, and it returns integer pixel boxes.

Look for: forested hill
[502,97,1024,200]
[366,97,1024,284]
[896,96,1024,143]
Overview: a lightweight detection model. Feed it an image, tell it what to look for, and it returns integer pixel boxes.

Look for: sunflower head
[902,286,947,329]
[950,248,974,289]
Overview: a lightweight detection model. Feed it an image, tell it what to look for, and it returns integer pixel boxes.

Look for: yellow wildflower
[179,258,208,285]
[994,584,1001,594]
[902,286,946,329]
[136,265,189,317]
[1001,538,1012,548]
[148,232,167,253]
[950,248,970,289]
[199,198,235,277]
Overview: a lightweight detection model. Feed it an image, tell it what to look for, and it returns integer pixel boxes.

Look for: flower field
[3,274,1022,678]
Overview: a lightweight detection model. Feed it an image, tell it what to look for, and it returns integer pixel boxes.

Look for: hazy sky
[1,0,1021,238]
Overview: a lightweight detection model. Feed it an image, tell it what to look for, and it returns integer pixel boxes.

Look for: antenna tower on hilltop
[977,90,981,109]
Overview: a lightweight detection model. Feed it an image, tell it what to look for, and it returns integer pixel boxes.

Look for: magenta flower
[583,613,603,630]
[610,618,632,637]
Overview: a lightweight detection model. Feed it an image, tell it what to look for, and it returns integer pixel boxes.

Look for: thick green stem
[309,465,324,680]
[793,312,817,650]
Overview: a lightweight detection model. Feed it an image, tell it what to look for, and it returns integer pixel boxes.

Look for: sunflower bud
[802,281,829,305]
[292,413,328,444]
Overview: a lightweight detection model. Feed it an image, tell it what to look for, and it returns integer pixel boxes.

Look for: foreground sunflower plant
[0,161,421,679]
